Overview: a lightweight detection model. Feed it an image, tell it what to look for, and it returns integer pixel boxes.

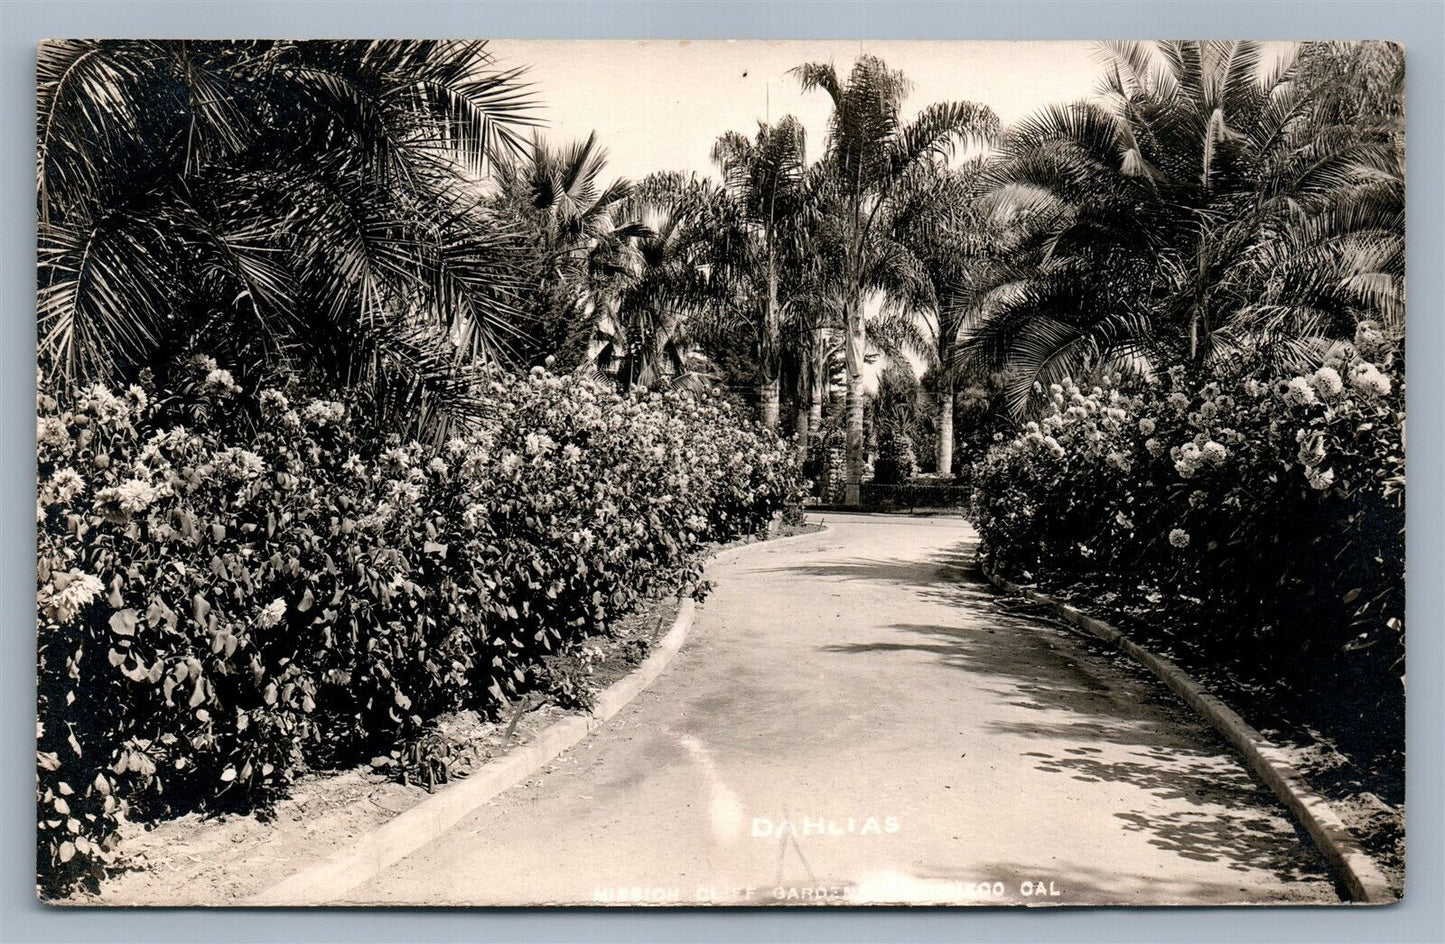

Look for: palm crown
[708,116,813,426]
[970,40,1403,415]
[794,55,997,498]
[38,39,539,435]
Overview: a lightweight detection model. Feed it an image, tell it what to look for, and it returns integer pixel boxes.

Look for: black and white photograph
[34,36,1406,907]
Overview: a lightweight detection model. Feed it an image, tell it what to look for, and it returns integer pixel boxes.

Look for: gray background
[2,2,1440,941]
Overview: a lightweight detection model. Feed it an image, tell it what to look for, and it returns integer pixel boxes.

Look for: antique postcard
[36,38,1404,906]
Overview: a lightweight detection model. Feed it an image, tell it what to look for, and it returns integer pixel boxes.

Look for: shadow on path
[755,535,1333,889]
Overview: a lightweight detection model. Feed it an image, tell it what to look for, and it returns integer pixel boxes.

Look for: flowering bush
[36,360,801,894]
[971,323,1404,727]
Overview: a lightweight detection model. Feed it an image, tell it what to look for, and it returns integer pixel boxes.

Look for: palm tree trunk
[809,327,827,438]
[844,378,865,506]
[756,252,782,429]
[936,373,954,476]
[759,376,780,428]
[808,379,824,436]
[793,354,811,464]
[843,296,866,507]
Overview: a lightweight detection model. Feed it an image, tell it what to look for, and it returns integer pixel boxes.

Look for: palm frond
[37,39,541,435]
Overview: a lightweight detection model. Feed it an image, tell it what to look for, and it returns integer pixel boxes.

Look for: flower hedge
[36,360,802,894]
[971,323,1404,732]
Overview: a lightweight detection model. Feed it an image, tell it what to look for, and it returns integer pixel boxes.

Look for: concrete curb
[248,523,832,906]
[978,556,1397,905]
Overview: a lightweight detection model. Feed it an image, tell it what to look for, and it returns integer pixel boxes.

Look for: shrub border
[245,523,833,906]
[978,553,1398,905]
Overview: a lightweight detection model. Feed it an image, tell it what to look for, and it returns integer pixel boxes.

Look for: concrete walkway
[342,513,1339,906]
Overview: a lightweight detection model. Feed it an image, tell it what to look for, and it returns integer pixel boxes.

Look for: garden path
[342,512,1339,905]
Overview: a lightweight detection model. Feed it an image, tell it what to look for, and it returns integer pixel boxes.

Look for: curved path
[343,513,1339,906]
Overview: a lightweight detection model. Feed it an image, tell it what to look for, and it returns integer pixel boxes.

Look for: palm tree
[794,55,997,504]
[37,40,539,435]
[969,40,1403,416]
[491,131,645,368]
[589,173,725,391]
[880,157,1038,474]
[710,117,811,429]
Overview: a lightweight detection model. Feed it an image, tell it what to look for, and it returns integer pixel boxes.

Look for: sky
[486,40,1112,184]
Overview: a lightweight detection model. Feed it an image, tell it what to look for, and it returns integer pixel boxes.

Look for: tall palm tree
[37,40,539,435]
[881,157,1038,474]
[969,40,1403,416]
[711,116,811,429]
[794,55,997,504]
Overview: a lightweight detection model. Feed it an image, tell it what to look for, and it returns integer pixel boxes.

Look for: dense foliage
[38,39,539,437]
[36,361,801,893]
[794,55,998,499]
[868,363,930,484]
[966,41,1404,417]
[971,322,1404,725]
